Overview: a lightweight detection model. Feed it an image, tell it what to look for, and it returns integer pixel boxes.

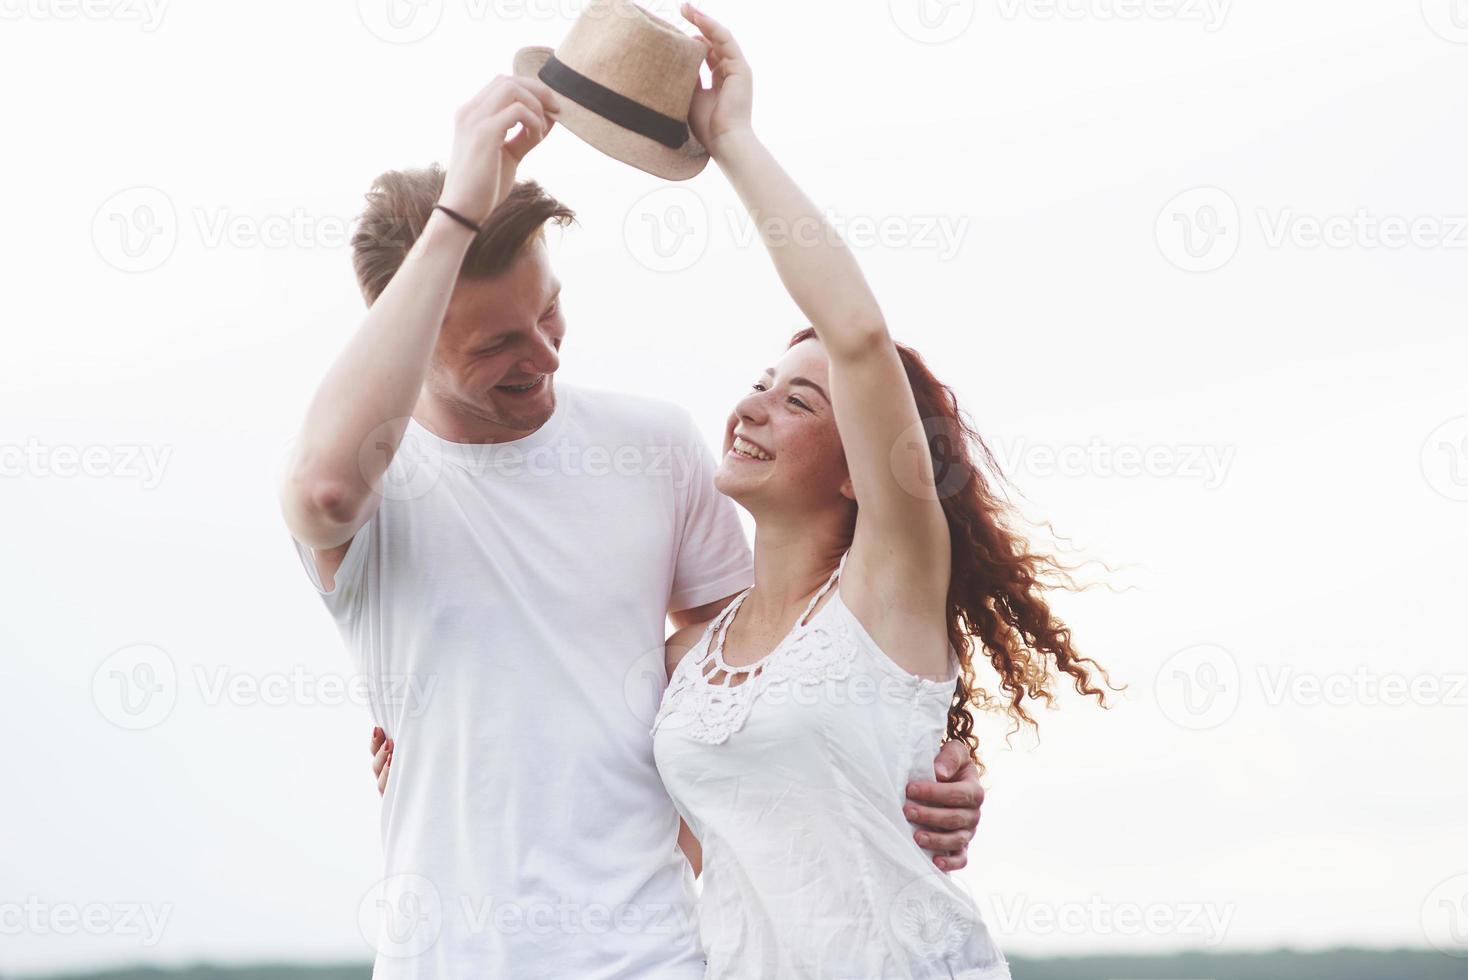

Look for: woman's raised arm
[682,4,951,606]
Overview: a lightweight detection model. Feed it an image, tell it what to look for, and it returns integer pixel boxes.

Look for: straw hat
[513,0,710,181]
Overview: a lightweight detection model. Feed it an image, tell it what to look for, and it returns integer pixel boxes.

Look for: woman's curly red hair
[789,329,1117,760]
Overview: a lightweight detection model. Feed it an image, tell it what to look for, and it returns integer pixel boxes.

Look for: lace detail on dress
[652,554,854,745]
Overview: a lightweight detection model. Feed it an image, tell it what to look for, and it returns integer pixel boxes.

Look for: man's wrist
[423,206,479,251]
[433,204,483,236]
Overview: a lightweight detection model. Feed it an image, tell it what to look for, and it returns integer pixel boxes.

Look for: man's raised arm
[280,76,560,551]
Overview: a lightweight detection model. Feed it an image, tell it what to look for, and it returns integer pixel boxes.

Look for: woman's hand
[370,726,393,796]
[681,3,754,158]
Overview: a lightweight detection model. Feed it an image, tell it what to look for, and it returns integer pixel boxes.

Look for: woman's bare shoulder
[665,619,714,673]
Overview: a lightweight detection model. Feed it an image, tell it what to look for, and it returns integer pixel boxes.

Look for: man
[281,75,985,978]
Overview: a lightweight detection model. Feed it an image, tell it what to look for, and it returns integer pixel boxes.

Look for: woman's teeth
[731,436,773,461]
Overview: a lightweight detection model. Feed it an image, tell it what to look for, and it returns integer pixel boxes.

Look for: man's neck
[411,390,552,445]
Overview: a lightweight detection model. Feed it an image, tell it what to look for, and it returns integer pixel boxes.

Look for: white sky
[3,0,1467,973]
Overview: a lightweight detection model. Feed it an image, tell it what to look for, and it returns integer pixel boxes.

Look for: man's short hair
[351,166,575,305]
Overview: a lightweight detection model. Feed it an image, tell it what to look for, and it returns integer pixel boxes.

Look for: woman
[645,6,1114,977]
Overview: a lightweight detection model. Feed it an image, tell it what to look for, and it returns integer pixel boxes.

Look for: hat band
[538,54,691,151]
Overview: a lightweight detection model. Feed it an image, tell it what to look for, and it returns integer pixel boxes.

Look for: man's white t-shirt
[292,385,753,979]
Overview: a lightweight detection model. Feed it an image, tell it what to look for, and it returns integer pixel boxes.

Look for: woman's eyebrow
[788,377,830,403]
[762,368,829,403]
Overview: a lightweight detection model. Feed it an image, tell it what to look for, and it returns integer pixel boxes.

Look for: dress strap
[710,587,750,630]
[706,588,750,664]
[708,551,849,664]
[797,551,848,627]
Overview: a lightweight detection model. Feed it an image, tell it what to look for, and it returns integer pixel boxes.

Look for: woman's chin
[714,464,762,502]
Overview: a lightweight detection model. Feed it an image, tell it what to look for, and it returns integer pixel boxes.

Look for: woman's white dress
[653,556,1011,979]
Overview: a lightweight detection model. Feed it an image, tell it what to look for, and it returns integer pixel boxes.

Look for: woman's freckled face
[714,339,849,509]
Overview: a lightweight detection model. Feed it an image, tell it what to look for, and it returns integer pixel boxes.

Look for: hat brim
[513,45,709,182]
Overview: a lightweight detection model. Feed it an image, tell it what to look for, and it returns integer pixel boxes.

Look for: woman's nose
[735,389,769,423]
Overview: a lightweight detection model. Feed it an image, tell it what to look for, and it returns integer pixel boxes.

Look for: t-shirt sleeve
[668,411,754,614]
[289,519,375,621]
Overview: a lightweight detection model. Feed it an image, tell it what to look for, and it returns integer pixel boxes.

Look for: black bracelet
[433,204,481,235]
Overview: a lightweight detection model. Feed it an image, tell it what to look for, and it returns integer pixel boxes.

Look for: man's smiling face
[425,236,565,439]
